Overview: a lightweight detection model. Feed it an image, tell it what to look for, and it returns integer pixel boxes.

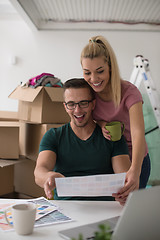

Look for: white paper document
[55,173,126,197]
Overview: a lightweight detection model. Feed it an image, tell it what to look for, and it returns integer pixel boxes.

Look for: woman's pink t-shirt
[93,80,148,159]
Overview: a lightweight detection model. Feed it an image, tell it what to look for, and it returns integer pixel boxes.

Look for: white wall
[0,17,160,111]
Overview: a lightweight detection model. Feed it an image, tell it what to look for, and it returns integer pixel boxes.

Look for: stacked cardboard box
[2,85,69,198]
[0,111,19,196]
[19,122,63,161]
[0,121,19,159]
[0,157,26,196]
[0,160,14,196]
[0,111,18,121]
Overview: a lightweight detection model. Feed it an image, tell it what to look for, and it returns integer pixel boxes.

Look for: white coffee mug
[5,203,36,235]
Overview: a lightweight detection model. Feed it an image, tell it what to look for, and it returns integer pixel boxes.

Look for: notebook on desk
[59,186,160,240]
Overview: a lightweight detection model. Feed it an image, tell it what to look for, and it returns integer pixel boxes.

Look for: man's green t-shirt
[39,123,129,200]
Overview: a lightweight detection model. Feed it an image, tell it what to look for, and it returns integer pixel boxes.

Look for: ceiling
[1,0,160,31]
[0,0,17,15]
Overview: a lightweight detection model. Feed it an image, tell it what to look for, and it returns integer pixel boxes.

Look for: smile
[74,114,85,119]
[92,81,103,87]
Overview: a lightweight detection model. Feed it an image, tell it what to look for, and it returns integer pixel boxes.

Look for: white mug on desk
[5,203,36,235]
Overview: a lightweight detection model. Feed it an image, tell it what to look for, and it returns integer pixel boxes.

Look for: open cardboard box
[14,158,45,198]
[0,157,26,196]
[0,121,19,159]
[9,85,70,124]
[0,157,45,198]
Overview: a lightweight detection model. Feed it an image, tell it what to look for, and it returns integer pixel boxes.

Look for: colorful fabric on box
[29,73,54,86]
[28,73,63,88]
[41,77,63,87]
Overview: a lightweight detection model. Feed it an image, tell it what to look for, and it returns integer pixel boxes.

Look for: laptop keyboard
[59,216,120,240]
[84,216,120,239]
[90,216,120,232]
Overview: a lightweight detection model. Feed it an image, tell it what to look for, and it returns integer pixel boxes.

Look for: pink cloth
[29,73,54,86]
[93,80,148,159]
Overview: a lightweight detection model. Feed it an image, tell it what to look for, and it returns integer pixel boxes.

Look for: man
[34,78,131,204]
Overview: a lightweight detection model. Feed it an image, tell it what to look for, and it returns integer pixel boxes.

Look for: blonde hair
[80,36,121,106]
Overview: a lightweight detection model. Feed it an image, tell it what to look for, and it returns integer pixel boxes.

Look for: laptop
[59,186,160,240]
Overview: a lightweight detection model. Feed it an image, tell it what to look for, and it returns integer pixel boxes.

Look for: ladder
[129,55,160,134]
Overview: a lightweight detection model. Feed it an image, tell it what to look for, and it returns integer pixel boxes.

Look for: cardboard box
[0,157,27,196]
[0,121,19,159]
[14,159,45,198]
[9,86,70,124]
[0,111,18,121]
[19,122,64,161]
[0,165,14,196]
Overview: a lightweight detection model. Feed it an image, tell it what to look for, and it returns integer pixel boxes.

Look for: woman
[80,35,151,204]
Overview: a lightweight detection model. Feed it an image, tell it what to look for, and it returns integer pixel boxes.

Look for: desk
[0,199,123,240]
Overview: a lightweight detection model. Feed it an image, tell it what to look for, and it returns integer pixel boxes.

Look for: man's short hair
[63,78,95,100]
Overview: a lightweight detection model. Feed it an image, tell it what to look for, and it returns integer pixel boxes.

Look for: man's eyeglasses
[65,100,93,110]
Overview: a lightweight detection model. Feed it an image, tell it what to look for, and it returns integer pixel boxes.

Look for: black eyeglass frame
[64,100,93,110]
